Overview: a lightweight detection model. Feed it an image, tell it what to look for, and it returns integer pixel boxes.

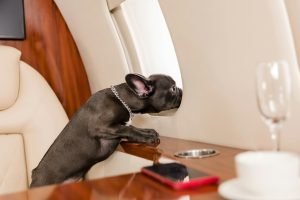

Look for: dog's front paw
[151,137,160,146]
[140,128,159,137]
[144,135,160,146]
[127,134,160,146]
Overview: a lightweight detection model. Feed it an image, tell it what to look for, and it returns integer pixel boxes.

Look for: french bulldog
[30,73,182,187]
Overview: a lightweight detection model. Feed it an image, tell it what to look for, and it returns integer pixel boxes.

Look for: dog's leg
[127,126,158,136]
[89,125,159,145]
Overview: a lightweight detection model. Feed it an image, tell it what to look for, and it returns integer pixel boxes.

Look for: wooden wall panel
[0,0,91,117]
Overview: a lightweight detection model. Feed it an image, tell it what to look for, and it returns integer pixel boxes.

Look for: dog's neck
[110,85,134,122]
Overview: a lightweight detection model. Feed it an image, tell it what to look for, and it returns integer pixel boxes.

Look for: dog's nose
[177,88,183,106]
[178,88,183,98]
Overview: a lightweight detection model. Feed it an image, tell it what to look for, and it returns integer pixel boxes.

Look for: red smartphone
[141,162,219,190]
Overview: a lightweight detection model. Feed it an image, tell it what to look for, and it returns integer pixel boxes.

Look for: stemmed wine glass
[256,60,291,151]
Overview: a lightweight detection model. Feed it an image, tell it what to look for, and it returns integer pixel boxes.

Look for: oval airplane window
[109,0,183,90]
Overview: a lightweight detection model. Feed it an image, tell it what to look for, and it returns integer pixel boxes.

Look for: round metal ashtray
[174,149,220,158]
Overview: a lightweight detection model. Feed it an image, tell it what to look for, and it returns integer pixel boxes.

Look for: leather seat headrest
[0,46,21,110]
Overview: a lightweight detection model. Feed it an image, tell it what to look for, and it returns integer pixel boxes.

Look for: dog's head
[125,73,182,113]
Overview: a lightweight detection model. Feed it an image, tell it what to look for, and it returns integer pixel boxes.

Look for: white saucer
[218,178,300,200]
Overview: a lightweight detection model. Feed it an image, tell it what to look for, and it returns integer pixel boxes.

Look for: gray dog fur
[30,73,182,187]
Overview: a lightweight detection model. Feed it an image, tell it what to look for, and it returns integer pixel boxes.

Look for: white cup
[235,151,300,196]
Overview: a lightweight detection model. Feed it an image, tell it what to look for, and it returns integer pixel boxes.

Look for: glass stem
[269,122,282,151]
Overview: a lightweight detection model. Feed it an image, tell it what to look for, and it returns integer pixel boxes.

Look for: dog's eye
[170,85,176,93]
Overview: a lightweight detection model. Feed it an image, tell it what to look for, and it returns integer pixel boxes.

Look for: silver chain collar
[110,85,134,122]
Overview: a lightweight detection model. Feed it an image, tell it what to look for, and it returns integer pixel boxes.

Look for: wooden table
[0,136,244,200]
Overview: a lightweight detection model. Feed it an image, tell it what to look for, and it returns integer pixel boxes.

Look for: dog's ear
[125,74,154,98]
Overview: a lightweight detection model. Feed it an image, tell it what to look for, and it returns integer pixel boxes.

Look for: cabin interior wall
[150,0,300,152]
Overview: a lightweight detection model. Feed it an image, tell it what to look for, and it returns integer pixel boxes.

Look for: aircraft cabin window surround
[109,0,183,89]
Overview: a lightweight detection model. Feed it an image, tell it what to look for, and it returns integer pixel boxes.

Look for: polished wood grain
[0,0,91,117]
[0,174,220,200]
[120,142,163,163]
[0,137,244,200]
[120,136,244,180]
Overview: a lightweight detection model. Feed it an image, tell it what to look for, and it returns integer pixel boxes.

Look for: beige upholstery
[54,0,300,153]
[0,46,69,194]
[0,45,155,193]
[0,46,20,110]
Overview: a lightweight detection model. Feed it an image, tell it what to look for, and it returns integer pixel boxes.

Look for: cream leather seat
[0,45,68,194]
[0,45,153,194]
